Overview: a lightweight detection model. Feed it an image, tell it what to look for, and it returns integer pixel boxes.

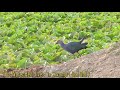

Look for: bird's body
[56,38,88,54]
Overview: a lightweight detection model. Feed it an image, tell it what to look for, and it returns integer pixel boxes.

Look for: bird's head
[56,40,63,44]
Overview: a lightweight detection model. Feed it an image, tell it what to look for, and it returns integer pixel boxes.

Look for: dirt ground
[0,42,120,78]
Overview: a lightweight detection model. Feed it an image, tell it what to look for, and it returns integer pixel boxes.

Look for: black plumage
[56,37,88,54]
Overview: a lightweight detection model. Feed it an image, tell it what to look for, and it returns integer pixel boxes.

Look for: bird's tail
[81,42,88,49]
[79,37,85,44]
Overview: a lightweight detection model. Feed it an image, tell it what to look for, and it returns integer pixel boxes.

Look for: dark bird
[56,37,88,56]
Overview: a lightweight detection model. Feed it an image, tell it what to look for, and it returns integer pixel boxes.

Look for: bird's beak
[55,40,58,44]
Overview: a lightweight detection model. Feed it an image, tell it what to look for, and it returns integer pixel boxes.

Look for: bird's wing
[66,42,80,51]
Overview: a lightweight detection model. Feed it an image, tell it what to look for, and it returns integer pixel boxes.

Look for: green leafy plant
[0,12,120,69]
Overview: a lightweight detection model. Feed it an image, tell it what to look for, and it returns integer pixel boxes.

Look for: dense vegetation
[0,12,120,69]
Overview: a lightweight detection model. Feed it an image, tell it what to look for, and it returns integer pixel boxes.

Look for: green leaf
[17,58,27,68]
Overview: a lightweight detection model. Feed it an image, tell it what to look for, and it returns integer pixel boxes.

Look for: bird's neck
[60,42,65,48]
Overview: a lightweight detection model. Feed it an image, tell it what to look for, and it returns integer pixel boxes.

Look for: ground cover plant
[0,12,120,69]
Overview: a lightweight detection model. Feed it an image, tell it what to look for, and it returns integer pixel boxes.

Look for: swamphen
[56,37,88,55]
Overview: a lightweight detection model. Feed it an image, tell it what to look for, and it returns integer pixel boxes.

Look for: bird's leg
[77,52,80,55]
[68,53,72,58]
[73,54,76,59]
[77,52,81,57]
